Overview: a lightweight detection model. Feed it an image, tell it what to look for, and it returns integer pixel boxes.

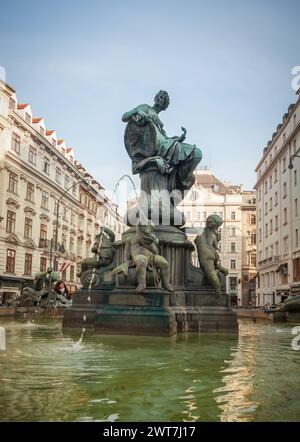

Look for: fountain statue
[112,221,174,293]
[19,271,70,307]
[77,227,116,288]
[123,90,202,226]
[63,90,238,335]
[194,215,228,296]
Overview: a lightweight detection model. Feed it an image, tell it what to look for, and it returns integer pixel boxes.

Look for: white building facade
[179,168,256,307]
[0,80,125,301]
[255,90,300,306]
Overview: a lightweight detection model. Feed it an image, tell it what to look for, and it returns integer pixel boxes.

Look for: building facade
[255,90,300,306]
[0,80,125,301]
[179,168,256,307]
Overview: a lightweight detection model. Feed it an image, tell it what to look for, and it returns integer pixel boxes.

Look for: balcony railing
[258,256,280,267]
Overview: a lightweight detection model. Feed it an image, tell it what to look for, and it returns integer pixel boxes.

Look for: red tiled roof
[57,139,64,145]
[46,130,55,136]
[17,103,29,110]
[66,147,73,153]
[32,118,42,124]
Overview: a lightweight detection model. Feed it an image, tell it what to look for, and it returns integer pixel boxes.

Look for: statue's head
[137,220,155,243]
[206,214,223,230]
[154,90,170,111]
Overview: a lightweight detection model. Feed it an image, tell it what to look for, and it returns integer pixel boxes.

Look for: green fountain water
[0,318,299,422]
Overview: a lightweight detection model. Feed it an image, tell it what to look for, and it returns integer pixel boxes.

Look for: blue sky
[0,0,299,192]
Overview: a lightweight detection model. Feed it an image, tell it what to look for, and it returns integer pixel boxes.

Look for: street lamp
[48,177,91,304]
[288,147,300,169]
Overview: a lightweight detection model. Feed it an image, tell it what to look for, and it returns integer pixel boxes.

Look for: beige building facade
[179,168,256,307]
[255,90,300,306]
[0,80,124,300]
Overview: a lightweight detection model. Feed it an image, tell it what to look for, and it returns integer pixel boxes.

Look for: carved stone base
[63,288,238,335]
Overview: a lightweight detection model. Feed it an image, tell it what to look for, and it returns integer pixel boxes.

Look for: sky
[0,0,299,195]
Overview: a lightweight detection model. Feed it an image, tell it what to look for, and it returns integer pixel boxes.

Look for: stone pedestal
[62,225,238,336]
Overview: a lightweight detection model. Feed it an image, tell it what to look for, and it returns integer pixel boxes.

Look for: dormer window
[61,148,66,155]
[40,127,45,136]
[52,138,56,147]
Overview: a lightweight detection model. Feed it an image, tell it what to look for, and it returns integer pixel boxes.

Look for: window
[64,175,70,190]
[9,98,16,110]
[295,170,297,187]
[8,171,18,193]
[231,228,236,236]
[264,182,268,194]
[259,189,261,201]
[231,211,236,221]
[26,182,35,202]
[231,242,236,253]
[25,113,31,124]
[229,277,237,291]
[250,214,256,225]
[43,157,50,174]
[283,157,286,172]
[196,211,201,221]
[40,257,47,272]
[294,258,300,282]
[296,229,299,248]
[55,167,61,184]
[283,236,288,254]
[274,168,278,182]
[24,253,32,275]
[11,133,20,153]
[265,202,268,214]
[63,206,68,220]
[70,236,74,253]
[295,199,298,217]
[283,208,287,225]
[6,210,16,233]
[40,223,47,240]
[72,184,76,196]
[250,254,256,267]
[265,223,268,238]
[71,210,75,225]
[270,197,273,211]
[40,127,45,136]
[70,265,75,282]
[6,249,15,273]
[219,212,223,219]
[259,208,261,220]
[251,233,256,244]
[275,241,279,256]
[52,138,56,147]
[202,212,207,221]
[259,228,262,242]
[270,219,273,234]
[283,182,287,198]
[28,146,37,165]
[275,191,278,206]
[62,268,67,281]
[269,175,272,189]
[230,259,236,269]
[69,155,74,164]
[41,191,49,209]
[275,215,278,230]
[77,239,83,256]
[61,148,66,155]
[24,217,32,239]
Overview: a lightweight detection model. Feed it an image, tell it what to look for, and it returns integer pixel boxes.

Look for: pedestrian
[54,280,71,300]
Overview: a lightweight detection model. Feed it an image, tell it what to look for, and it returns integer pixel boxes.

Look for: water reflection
[0,318,299,421]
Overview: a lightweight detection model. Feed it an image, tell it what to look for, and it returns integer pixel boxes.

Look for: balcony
[257,256,280,269]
